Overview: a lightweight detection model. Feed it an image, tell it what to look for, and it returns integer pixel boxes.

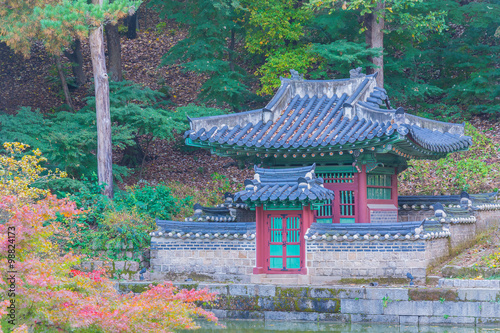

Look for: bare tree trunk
[364,1,385,88]
[105,23,123,81]
[54,56,74,110]
[64,39,87,86]
[90,0,113,199]
[127,11,138,39]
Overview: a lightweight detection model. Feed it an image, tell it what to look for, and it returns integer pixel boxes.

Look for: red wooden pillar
[391,168,399,219]
[358,164,369,223]
[253,205,266,274]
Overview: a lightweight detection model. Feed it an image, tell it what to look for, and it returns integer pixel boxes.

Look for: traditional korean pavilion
[184,69,473,226]
[162,68,478,278]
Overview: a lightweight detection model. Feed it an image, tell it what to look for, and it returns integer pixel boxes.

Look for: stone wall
[475,210,500,232]
[306,239,447,284]
[398,210,434,222]
[117,282,500,325]
[150,210,499,283]
[150,237,256,282]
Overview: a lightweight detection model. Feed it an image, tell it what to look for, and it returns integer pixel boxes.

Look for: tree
[89,0,114,198]
[63,39,87,87]
[105,23,123,82]
[0,0,140,199]
[0,144,219,332]
[308,0,446,87]
[384,0,500,118]
[150,0,251,110]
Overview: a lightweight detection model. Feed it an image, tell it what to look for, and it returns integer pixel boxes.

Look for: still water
[186,320,500,333]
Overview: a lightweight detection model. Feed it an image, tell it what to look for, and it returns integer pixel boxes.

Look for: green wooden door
[267,214,302,271]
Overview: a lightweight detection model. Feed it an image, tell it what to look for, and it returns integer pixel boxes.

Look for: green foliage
[399,123,500,195]
[386,0,500,119]
[310,40,382,77]
[256,47,317,96]
[150,0,252,110]
[56,180,183,257]
[0,0,140,56]
[243,0,311,54]
[0,81,227,181]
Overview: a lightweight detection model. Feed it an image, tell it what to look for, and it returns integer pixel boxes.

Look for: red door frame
[253,206,313,275]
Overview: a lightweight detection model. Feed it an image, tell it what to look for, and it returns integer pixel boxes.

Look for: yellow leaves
[0,142,66,201]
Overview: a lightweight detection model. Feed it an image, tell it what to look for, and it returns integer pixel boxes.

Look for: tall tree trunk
[105,23,123,81]
[90,0,113,199]
[64,39,86,86]
[364,1,385,88]
[54,56,74,110]
[127,11,138,39]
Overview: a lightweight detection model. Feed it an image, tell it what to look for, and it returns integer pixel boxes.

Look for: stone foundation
[118,282,500,325]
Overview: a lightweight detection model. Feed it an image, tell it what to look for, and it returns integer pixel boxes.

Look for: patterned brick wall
[398,210,434,222]
[370,210,398,223]
[306,239,447,284]
[150,238,256,282]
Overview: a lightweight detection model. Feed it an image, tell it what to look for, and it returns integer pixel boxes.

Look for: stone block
[199,284,228,295]
[365,288,408,301]
[399,315,419,325]
[264,311,318,321]
[210,309,227,319]
[224,310,264,320]
[255,285,276,297]
[419,315,475,325]
[383,301,433,316]
[114,261,125,271]
[341,299,383,315]
[350,314,399,323]
[229,284,250,296]
[317,313,350,322]
[126,261,139,272]
[480,302,500,318]
[458,288,499,302]
[432,301,480,318]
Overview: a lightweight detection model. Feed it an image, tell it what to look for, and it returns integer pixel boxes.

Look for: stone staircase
[250,274,311,285]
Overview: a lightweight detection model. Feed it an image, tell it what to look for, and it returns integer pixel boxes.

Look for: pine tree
[0,0,140,198]
[307,0,446,87]
[150,0,251,110]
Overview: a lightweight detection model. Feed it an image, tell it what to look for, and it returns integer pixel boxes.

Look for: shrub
[399,123,500,195]
[0,144,219,332]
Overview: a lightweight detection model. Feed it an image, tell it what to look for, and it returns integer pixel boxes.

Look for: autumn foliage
[0,143,219,332]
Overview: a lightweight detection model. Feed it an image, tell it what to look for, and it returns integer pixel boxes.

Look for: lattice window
[339,190,355,223]
[316,172,354,183]
[367,174,392,200]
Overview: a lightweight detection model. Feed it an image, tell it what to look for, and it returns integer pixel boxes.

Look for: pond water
[184,320,500,333]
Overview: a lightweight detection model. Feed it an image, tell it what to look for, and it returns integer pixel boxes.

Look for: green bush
[399,123,500,195]
[55,180,185,257]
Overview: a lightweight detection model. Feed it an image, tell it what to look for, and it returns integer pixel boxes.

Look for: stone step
[251,274,310,285]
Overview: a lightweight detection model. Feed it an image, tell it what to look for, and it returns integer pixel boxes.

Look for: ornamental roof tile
[234,164,334,203]
[153,221,256,240]
[305,220,449,242]
[185,70,472,158]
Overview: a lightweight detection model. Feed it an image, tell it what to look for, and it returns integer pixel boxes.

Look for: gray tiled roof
[185,71,472,157]
[305,220,449,242]
[152,220,256,240]
[234,164,334,203]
